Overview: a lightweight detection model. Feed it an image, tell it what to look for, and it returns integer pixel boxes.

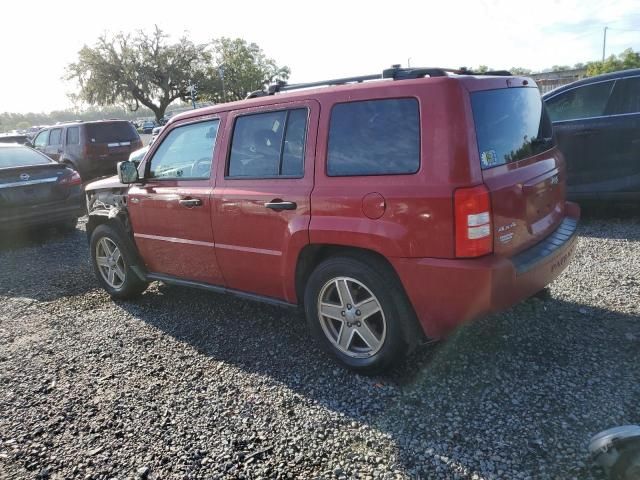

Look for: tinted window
[33,130,49,148]
[148,120,219,180]
[66,127,80,145]
[606,77,640,115]
[228,108,308,178]
[49,128,62,145]
[327,98,420,176]
[0,147,52,168]
[472,87,554,169]
[86,122,139,143]
[546,81,614,122]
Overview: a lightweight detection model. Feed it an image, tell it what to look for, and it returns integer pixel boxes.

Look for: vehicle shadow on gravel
[0,222,97,302]
[117,284,639,479]
[578,203,640,240]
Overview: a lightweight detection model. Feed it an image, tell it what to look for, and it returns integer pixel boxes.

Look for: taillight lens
[455,185,493,257]
[60,170,82,186]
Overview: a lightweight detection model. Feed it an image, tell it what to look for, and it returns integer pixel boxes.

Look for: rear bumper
[391,202,580,339]
[0,196,85,230]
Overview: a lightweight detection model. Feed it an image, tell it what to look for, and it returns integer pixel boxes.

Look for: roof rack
[246,65,513,99]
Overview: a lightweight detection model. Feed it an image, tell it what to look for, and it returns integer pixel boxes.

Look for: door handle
[179,198,203,208]
[264,199,297,211]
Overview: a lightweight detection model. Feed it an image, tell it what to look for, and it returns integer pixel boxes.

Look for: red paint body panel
[391,203,580,338]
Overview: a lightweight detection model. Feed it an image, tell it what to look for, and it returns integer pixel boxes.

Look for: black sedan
[0,144,85,232]
[543,68,640,202]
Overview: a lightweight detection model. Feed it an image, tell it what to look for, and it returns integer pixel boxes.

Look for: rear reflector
[455,185,493,257]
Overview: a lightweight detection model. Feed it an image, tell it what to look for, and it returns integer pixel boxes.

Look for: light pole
[602,26,608,61]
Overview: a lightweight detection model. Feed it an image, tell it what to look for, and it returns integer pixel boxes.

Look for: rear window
[0,147,52,168]
[86,122,139,143]
[471,87,554,169]
[327,98,420,176]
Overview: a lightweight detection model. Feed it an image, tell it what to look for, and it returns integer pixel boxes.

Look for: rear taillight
[60,170,82,186]
[455,185,493,258]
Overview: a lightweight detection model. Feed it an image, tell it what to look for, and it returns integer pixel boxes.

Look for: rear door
[470,85,565,256]
[44,128,63,161]
[544,80,615,193]
[127,116,224,284]
[212,101,318,301]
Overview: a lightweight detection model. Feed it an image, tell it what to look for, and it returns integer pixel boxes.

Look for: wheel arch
[295,244,405,307]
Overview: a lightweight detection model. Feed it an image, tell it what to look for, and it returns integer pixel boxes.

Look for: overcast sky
[2,0,639,113]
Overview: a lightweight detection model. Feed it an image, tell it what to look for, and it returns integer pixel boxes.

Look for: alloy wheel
[95,237,126,289]
[317,277,387,358]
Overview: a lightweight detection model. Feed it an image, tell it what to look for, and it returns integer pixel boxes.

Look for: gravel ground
[0,212,639,480]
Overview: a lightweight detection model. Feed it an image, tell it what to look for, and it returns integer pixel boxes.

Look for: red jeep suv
[85,66,580,372]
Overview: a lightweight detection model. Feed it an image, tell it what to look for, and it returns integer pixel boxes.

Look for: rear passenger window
[228,108,308,178]
[546,81,614,122]
[606,77,640,115]
[66,127,80,145]
[327,98,420,176]
[49,129,62,145]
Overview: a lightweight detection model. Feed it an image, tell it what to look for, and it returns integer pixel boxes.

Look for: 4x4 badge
[551,175,559,185]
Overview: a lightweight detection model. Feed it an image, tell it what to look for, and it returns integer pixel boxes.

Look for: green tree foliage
[586,48,640,76]
[66,26,211,122]
[204,38,290,102]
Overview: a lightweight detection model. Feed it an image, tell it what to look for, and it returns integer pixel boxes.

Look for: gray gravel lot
[0,213,639,479]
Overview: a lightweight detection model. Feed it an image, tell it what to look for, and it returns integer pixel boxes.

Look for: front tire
[90,223,148,299]
[304,255,417,373]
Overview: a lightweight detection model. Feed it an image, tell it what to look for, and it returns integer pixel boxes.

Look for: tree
[203,38,290,102]
[510,67,533,75]
[586,48,640,76]
[66,26,210,122]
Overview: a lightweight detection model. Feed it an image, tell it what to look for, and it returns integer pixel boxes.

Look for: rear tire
[90,223,148,299]
[304,255,417,373]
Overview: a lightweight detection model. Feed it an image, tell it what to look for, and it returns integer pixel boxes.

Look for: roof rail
[246,65,513,98]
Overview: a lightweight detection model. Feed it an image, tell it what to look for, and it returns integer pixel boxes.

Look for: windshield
[471,87,554,169]
[86,122,139,143]
[0,147,52,168]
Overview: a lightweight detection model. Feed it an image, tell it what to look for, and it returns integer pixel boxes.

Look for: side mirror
[117,160,139,184]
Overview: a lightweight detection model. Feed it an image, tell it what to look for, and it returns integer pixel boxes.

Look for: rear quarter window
[327,98,420,176]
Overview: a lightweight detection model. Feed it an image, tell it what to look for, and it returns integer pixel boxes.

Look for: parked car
[150,126,163,145]
[128,145,149,166]
[543,68,640,201]
[84,66,579,372]
[0,133,30,145]
[0,144,84,232]
[141,121,156,134]
[31,120,143,181]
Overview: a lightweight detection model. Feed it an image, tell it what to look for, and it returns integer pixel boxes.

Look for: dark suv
[543,68,640,201]
[32,121,143,181]
[84,66,580,372]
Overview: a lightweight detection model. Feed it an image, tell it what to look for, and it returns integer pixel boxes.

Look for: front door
[127,116,225,285]
[213,101,319,301]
